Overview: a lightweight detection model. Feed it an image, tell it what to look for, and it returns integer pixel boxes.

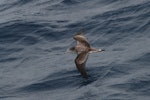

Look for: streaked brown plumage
[68,30,104,78]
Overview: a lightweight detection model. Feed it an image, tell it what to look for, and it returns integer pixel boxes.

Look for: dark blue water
[0,0,150,100]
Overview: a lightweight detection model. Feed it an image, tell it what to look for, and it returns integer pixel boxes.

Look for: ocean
[0,0,150,100]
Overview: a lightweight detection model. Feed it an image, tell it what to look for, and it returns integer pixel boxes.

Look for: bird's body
[68,30,104,78]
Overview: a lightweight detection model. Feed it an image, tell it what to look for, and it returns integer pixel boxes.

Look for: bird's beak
[101,49,105,51]
[99,49,105,52]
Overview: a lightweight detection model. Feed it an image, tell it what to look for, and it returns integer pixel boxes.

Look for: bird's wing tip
[75,29,84,35]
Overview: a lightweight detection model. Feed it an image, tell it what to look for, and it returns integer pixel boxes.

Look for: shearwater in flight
[67,30,105,78]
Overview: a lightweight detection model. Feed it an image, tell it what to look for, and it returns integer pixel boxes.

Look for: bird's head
[98,49,105,52]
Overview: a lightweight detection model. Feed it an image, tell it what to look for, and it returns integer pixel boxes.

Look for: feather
[75,51,88,78]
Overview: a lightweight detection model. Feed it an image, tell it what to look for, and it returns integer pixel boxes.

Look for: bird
[67,30,105,78]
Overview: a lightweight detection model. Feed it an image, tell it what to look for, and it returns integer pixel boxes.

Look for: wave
[0,0,150,100]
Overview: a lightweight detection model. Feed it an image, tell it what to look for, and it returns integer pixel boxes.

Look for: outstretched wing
[73,31,90,48]
[75,51,89,78]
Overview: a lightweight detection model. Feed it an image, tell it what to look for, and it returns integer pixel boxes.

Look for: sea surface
[0,0,150,100]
